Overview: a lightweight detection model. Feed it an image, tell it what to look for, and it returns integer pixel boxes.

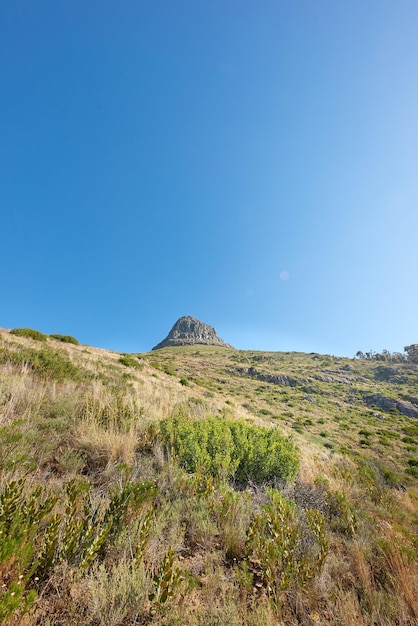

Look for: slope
[0,327,417,625]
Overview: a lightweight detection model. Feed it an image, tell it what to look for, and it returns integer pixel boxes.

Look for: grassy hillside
[146,346,418,485]
[0,328,417,625]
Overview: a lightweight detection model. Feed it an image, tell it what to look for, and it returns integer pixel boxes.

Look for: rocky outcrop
[361,392,418,419]
[238,367,301,387]
[152,316,233,350]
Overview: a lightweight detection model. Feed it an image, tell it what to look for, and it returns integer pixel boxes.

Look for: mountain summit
[152,316,233,350]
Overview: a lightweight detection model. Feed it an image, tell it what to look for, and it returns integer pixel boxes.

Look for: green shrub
[0,345,87,381]
[359,429,373,437]
[403,424,418,437]
[160,415,236,480]
[10,328,47,342]
[377,429,398,439]
[118,355,143,370]
[406,466,418,478]
[378,465,400,488]
[158,415,299,484]
[379,437,391,446]
[50,334,79,345]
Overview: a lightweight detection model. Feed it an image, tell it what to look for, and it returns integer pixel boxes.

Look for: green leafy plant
[244,489,328,607]
[158,415,299,484]
[0,580,36,623]
[133,508,153,564]
[0,478,57,621]
[0,477,158,622]
[149,546,181,608]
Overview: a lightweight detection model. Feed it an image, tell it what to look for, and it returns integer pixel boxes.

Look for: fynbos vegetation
[0,327,417,624]
[158,414,299,483]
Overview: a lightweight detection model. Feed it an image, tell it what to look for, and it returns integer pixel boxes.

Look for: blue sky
[1,1,418,356]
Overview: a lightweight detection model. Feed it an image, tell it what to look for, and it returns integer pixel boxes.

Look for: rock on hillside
[361,392,418,419]
[152,316,233,350]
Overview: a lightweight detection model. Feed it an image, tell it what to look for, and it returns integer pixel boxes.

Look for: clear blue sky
[1,1,417,356]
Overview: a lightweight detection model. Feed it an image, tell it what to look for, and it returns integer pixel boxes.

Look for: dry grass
[1,329,417,625]
[0,362,49,426]
[380,533,418,623]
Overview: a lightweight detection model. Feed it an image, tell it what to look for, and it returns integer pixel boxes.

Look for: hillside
[0,327,417,625]
[146,345,418,484]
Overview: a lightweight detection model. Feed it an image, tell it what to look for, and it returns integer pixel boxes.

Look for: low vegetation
[158,414,299,483]
[0,327,417,625]
[118,355,143,370]
[10,328,47,342]
[0,343,90,382]
[49,334,80,345]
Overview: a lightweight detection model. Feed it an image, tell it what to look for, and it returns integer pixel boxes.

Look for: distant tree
[355,348,404,363]
[404,344,418,363]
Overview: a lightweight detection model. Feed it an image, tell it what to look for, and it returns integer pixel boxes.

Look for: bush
[0,345,88,382]
[118,355,143,370]
[403,424,418,437]
[158,415,299,484]
[50,334,80,345]
[10,328,47,342]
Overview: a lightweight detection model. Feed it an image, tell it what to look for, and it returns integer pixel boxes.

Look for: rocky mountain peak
[152,316,233,350]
